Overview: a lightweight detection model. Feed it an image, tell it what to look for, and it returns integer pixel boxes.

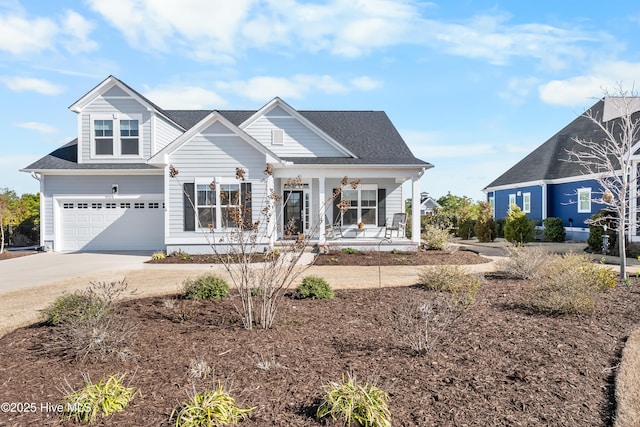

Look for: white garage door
[60,200,164,251]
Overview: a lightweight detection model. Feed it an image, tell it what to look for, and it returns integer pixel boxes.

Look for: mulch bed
[314,249,490,266]
[1,275,639,426]
[0,250,35,261]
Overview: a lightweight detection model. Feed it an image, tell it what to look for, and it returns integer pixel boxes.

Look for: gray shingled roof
[25,102,430,171]
[484,100,607,189]
[164,109,430,166]
[22,139,159,171]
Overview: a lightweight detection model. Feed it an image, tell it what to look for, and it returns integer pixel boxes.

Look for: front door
[283,191,303,237]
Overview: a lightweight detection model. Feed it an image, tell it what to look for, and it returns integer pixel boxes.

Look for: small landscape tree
[474,201,495,243]
[504,204,535,244]
[565,86,640,278]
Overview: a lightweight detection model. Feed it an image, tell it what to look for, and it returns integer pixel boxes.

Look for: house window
[522,193,531,213]
[341,185,377,225]
[134,202,145,209]
[196,181,242,229]
[120,120,139,155]
[92,115,141,157]
[148,202,159,209]
[578,188,591,213]
[91,203,102,209]
[120,202,131,208]
[508,194,516,209]
[489,197,495,218]
[94,119,114,155]
[63,203,74,209]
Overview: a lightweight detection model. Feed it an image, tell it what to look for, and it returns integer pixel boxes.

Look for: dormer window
[91,114,142,158]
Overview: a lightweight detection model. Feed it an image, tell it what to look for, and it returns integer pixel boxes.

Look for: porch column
[318,177,326,244]
[411,175,421,244]
[266,174,276,248]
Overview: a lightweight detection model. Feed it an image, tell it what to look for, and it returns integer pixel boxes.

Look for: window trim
[195,178,242,230]
[341,184,378,226]
[522,192,531,213]
[578,188,591,213]
[90,114,143,159]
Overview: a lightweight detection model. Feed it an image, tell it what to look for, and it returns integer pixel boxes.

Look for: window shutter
[240,182,252,228]
[332,188,341,225]
[377,188,386,226]
[184,183,195,231]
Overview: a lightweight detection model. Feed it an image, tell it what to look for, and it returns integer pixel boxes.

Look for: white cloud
[350,76,382,91]
[0,14,57,54]
[60,10,98,53]
[498,77,539,104]
[1,76,64,95]
[143,85,227,109]
[0,9,97,56]
[217,74,375,101]
[15,122,58,134]
[84,0,598,69]
[538,61,640,107]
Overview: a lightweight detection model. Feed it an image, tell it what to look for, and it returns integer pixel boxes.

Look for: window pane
[95,139,113,155]
[198,208,215,228]
[220,184,239,205]
[343,189,358,207]
[196,185,214,206]
[221,208,240,228]
[94,120,113,137]
[343,209,357,225]
[120,120,139,137]
[362,208,376,224]
[361,190,376,207]
[121,138,139,155]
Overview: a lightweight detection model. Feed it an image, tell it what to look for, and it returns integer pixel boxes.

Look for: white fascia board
[483,171,622,192]
[273,164,426,179]
[69,76,185,131]
[20,169,163,176]
[240,97,358,158]
[148,112,284,166]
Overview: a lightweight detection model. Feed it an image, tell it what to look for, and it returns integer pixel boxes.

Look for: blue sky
[2,0,640,201]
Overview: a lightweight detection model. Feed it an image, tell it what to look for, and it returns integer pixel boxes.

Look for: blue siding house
[483,99,620,241]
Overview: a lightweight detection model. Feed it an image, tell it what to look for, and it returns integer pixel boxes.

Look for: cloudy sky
[2,0,640,200]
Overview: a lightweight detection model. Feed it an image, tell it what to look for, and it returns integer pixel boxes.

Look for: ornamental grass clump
[496,245,554,280]
[529,252,616,315]
[172,382,253,427]
[63,373,136,424]
[183,275,230,300]
[417,265,482,307]
[317,373,391,427]
[294,275,334,299]
[42,291,108,326]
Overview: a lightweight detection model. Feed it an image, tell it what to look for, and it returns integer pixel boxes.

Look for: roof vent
[271,129,284,145]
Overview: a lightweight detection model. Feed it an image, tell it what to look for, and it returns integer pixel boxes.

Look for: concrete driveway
[0,251,152,294]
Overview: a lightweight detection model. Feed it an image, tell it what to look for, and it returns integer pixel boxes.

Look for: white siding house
[23,76,432,253]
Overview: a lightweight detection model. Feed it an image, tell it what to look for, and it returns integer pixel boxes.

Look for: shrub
[151,251,166,260]
[341,247,359,254]
[183,275,230,300]
[421,208,452,232]
[172,382,253,427]
[317,373,391,427]
[504,205,535,244]
[496,246,554,280]
[587,210,617,253]
[474,201,495,243]
[418,266,482,307]
[63,373,136,424]
[456,218,475,240]
[294,276,334,299]
[421,224,452,251]
[529,252,616,315]
[494,219,506,238]
[542,217,566,242]
[42,291,108,326]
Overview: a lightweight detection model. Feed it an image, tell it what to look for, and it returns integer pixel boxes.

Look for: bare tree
[566,85,640,278]
[170,164,358,329]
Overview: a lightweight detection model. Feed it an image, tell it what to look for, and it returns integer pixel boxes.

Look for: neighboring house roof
[484,99,607,190]
[22,139,158,171]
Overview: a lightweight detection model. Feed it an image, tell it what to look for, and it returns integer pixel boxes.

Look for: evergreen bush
[504,205,535,244]
[542,217,566,242]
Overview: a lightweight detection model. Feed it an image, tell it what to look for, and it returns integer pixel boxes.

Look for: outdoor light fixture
[112,184,119,195]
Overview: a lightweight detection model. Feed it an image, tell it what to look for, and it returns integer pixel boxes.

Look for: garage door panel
[60,199,164,251]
